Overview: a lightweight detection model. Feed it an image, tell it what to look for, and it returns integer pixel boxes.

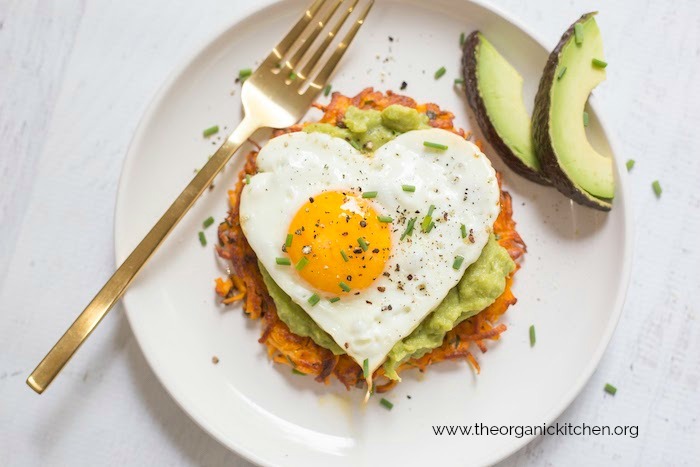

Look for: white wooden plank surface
[1,0,699,465]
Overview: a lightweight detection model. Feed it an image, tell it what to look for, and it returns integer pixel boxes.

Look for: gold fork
[27,0,374,394]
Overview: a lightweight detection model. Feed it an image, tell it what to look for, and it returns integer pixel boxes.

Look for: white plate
[115,0,632,465]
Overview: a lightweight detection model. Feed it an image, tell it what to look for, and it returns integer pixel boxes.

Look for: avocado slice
[532,12,614,211]
[462,32,549,185]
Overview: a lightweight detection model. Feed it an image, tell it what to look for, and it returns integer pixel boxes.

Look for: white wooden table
[1,0,699,465]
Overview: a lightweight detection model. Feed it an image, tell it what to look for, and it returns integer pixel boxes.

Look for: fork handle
[27,116,259,394]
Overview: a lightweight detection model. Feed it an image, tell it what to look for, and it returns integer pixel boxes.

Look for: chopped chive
[592,58,608,69]
[423,141,448,151]
[339,281,351,292]
[529,325,536,346]
[454,78,465,85]
[358,237,369,251]
[245,174,251,185]
[323,84,332,96]
[238,68,252,81]
[459,32,465,46]
[292,368,305,375]
[363,358,370,378]
[402,184,416,192]
[340,250,349,262]
[626,159,635,171]
[329,297,341,303]
[308,293,320,306]
[460,224,467,238]
[401,217,417,240]
[427,205,436,216]
[379,398,394,410]
[202,125,219,138]
[276,257,291,266]
[652,180,662,197]
[288,71,297,80]
[349,139,362,151]
[378,215,393,223]
[203,216,215,229]
[557,66,567,80]
[421,215,432,233]
[434,66,446,79]
[198,231,207,246]
[583,111,589,127]
[574,23,584,45]
[362,191,378,199]
[452,255,464,269]
[295,257,309,271]
[285,233,293,248]
[604,383,617,395]
[425,221,435,233]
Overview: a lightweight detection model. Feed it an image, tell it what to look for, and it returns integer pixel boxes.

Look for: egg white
[239,129,500,373]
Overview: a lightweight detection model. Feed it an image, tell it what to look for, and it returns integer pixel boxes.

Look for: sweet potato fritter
[215,88,526,391]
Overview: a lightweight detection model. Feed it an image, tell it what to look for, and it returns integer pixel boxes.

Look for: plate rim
[114,0,634,465]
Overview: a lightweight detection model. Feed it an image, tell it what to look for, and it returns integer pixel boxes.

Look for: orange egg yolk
[286,191,391,295]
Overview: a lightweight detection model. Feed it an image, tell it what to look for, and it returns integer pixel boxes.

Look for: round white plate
[115,0,632,465]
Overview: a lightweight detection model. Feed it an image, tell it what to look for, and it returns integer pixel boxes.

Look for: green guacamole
[303,104,430,151]
[259,105,515,379]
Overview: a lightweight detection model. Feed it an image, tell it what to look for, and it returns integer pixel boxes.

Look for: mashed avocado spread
[303,104,430,151]
[259,105,516,379]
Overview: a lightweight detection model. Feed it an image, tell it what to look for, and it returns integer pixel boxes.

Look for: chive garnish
[652,180,662,197]
[245,174,251,185]
[203,125,219,138]
[460,224,467,238]
[454,78,464,85]
[198,231,207,246]
[402,184,416,192]
[604,383,617,395]
[203,216,215,229]
[421,205,435,233]
[592,58,608,69]
[285,233,293,248]
[427,205,436,216]
[557,66,567,80]
[358,237,369,251]
[379,398,394,410]
[349,139,362,151]
[288,71,297,80]
[308,293,320,306]
[340,250,349,262]
[459,32,465,46]
[378,215,393,223]
[339,281,351,292]
[425,221,435,233]
[583,111,589,127]
[238,68,252,81]
[574,23,584,45]
[452,255,464,269]
[626,159,635,171]
[329,297,341,303]
[529,325,536,346]
[363,358,370,378]
[292,368,305,375]
[323,84,332,96]
[295,257,309,270]
[434,66,446,79]
[401,217,417,240]
[276,257,291,266]
[362,191,378,198]
[423,141,448,151]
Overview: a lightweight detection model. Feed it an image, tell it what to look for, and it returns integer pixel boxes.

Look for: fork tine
[269,0,327,62]
[309,0,374,92]
[296,0,360,81]
[284,0,344,72]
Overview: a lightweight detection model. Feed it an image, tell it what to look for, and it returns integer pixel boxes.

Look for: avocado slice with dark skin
[532,12,613,211]
[462,31,550,186]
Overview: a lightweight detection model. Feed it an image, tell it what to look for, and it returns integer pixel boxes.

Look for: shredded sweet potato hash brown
[215,88,526,392]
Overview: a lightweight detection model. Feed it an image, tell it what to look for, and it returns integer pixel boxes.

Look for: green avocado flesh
[548,16,614,198]
[260,236,515,379]
[303,104,430,151]
[475,35,540,172]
